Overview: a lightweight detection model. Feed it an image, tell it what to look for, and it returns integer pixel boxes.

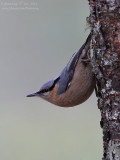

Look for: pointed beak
[26,93,38,97]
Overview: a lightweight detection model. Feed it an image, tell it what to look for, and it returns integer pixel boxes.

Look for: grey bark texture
[87,0,120,159]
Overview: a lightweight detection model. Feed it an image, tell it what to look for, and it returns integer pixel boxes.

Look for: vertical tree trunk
[88,0,120,159]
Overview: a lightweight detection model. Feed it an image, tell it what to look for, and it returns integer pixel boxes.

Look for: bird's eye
[41,89,48,93]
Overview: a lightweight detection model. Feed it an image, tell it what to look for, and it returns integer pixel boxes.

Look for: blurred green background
[0,0,102,160]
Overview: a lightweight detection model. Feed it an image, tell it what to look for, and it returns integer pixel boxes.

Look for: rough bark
[87,0,120,159]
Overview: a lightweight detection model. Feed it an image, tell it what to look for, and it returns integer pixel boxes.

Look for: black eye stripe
[41,89,49,93]
[38,77,60,95]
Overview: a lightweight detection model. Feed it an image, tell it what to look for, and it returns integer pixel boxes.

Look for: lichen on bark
[88,0,120,159]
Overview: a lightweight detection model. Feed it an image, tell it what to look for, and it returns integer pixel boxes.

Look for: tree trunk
[88,0,120,159]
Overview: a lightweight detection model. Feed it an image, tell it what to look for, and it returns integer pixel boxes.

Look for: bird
[27,33,96,107]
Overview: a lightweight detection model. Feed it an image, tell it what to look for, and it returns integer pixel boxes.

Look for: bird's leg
[81,47,91,63]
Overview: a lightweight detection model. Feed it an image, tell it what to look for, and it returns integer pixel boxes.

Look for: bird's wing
[58,51,79,95]
[58,33,91,95]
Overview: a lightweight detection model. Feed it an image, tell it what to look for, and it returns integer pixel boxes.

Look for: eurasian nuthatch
[27,34,95,107]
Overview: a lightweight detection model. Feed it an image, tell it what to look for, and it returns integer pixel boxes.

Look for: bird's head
[27,76,59,100]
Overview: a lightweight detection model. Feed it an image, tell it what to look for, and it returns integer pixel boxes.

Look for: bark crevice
[88,0,120,159]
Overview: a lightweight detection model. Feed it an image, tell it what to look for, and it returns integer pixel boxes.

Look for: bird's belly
[50,62,95,107]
